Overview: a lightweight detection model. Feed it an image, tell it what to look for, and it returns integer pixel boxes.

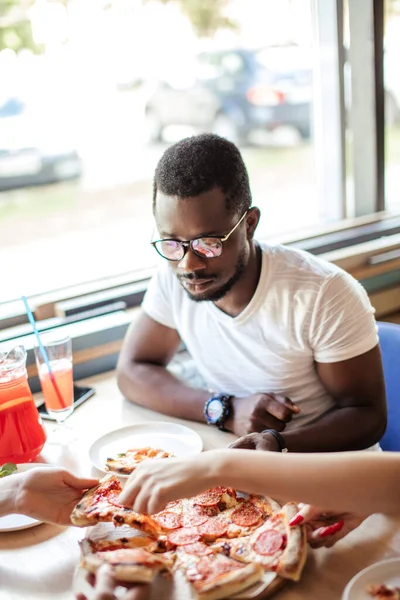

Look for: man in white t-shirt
[117,133,387,454]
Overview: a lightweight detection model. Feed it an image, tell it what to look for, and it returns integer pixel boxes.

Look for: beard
[178,250,247,303]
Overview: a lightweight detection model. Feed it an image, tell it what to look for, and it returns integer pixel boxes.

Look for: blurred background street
[1,0,400,301]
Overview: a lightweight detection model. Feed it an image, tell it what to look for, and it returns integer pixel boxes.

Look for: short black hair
[153,133,252,215]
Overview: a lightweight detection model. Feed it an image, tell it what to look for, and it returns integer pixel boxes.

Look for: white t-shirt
[142,242,378,431]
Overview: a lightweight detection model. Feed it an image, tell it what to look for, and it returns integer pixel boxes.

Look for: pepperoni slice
[153,511,182,530]
[253,530,284,556]
[193,487,224,506]
[182,508,208,528]
[167,527,201,546]
[231,503,262,528]
[182,542,214,556]
[198,517,228,541]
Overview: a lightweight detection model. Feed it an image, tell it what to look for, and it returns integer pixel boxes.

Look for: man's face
[154,188,251,302]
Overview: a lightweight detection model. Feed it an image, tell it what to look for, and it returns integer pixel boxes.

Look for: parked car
[0,96,82,191]
[144,46,313,145]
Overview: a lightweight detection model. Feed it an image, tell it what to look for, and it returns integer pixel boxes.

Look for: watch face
[207,398,224,423]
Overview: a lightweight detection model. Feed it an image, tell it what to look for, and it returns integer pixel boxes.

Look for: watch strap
[262,429,288,453]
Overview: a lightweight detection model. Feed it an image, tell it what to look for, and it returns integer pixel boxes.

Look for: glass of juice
[34,334,74,441]
[0,345,47,463]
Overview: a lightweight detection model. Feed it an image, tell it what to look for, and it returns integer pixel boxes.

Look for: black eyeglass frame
[151,210,249,262]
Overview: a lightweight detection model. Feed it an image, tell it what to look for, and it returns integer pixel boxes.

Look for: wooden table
[1,371,399,600]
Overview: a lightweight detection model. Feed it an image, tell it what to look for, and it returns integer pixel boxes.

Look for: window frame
[1,0,397,383]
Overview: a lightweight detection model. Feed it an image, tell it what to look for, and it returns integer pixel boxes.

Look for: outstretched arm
[119,449,400,518]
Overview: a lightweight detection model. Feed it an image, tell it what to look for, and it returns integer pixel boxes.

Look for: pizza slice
[70,474,165,538]
[105,446,174,476]
[215,502,307,582]
[367,584,400,599]
[79,537,175,582]
[175,547,264,600]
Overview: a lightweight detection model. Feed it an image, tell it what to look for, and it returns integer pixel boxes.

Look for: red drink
[38,358,73,417]
[0,347,47,464]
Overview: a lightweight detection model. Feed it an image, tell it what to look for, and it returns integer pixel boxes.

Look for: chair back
[377,321,400,451]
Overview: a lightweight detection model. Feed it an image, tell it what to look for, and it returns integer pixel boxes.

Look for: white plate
[89,422,203,478]
[342,558,400,600]
[0,463,57,532]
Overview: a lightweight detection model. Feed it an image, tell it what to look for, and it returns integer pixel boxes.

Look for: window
[384,2,400,214]
[1,0,399,356]
[0,0,327,307]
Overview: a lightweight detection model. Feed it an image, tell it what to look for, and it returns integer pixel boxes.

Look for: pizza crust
[276,503,307,582]
[193,563,264,600]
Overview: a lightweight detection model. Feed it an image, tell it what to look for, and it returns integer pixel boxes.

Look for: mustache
[177,273,216,282]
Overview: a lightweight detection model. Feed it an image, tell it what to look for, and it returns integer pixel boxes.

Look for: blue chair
[377,321,400,451]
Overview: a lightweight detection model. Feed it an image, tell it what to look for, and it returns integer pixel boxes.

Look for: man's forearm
[117,362,209,422]
[282,406,385,452]
[210,450,400,516]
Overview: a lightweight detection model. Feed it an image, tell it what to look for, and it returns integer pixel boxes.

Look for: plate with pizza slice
[342,558,400,600]
[71,475,307,600]
[89,422,203,478]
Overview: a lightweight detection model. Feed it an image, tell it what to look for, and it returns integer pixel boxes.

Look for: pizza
[213,502,307,581]
[367,584,400,599]
[105,446,174,475]
[72,474,308,600]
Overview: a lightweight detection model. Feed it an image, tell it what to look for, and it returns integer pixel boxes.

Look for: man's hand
[14,468,98,526]
[289,503,366,548]
[227,393,300,438]
[76,565,149,600]
[229,431,280,451]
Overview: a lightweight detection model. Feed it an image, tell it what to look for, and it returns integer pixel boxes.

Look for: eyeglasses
[151,210,248,261]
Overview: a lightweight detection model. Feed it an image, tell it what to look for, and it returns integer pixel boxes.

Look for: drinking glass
[34,334,74,442]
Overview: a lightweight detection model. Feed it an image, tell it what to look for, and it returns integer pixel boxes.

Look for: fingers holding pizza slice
[70,474,166,538]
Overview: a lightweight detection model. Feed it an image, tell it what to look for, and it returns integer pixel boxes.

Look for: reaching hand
[228,393,300,438]
[14,468,98,526]
[289,503,366,548]
[76,565,149,600]
[118,454,214,515]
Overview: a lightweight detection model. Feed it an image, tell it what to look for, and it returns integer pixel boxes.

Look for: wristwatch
[204,394,233,431]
